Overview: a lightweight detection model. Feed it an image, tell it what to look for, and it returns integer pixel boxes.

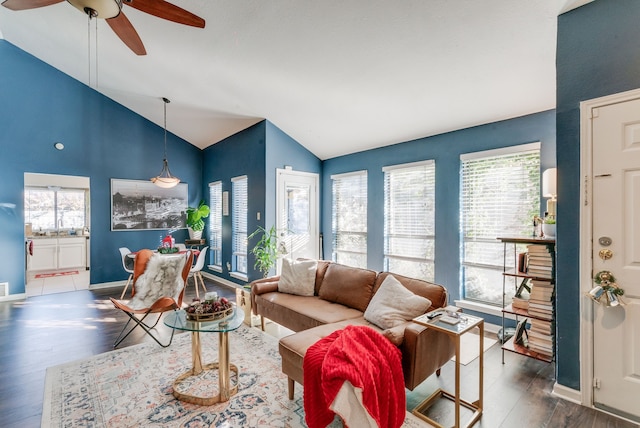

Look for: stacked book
[527,316,554,357]
[526,244,555,358]
[526,244,553,279]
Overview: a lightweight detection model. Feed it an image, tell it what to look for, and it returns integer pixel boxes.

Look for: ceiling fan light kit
[2,0,205,56]
[151,97,180,189]
[66,0,122,19]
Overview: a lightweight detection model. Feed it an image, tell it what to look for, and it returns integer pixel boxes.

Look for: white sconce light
[542,168,557,218]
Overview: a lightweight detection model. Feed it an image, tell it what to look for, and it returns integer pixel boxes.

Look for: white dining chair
[188,246,208,299]
[119,247,134,299]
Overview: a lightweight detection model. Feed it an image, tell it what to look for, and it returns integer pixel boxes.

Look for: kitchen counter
[28,235,90,239]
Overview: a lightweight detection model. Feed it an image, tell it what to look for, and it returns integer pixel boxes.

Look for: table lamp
[542,168,557,218]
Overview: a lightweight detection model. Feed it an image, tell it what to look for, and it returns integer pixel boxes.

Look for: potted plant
[542,217,556,238]
[248,225,281,278]
[186,200,210,240]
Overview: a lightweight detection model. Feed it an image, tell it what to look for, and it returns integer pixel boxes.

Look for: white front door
[276,169,319,273]
[591,96,640,422]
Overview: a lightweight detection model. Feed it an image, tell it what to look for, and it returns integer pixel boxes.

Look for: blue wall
[201,121,267,284]
[556,0,640,390]
[265,121,322,229]
[322,111,556,302]
[201,120,322,283]
[0,41,203,293]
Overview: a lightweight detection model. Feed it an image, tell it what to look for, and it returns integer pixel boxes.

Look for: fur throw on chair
[128,252,187,310]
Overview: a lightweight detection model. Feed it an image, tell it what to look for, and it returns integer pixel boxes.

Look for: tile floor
[26,269,90,296]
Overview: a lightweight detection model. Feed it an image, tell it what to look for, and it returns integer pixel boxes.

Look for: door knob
[598,249,613,261]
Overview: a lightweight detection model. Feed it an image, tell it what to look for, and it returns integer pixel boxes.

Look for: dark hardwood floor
[0,278,635,428]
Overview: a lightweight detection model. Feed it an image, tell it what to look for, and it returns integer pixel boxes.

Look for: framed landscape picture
[111,179,188,231]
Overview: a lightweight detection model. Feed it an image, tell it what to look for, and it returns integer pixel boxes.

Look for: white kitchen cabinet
[29,238,58,271]
[29,237,87,271]
[58,238,87,269]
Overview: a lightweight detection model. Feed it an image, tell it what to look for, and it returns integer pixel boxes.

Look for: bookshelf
[497,237,556,364]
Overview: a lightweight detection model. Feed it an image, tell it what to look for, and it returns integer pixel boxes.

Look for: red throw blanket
[303,325,405,428]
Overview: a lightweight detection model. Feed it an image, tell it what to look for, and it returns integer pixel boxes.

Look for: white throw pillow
[278,258,317,297]
[364,274,431,330]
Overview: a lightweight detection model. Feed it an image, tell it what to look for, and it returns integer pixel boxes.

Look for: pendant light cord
[163,97,169,160]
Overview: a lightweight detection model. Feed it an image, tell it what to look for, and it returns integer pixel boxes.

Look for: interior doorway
[581,89,640,423]
[24,172,91,296]
[275,168,319,274]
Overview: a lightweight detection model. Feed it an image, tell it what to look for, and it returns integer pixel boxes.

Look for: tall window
[231,176,248,278]
[383,160,435,281]
[332,171,367,268]
[208,181,222,271]
[25,187,87,231]
[460,143,540,306]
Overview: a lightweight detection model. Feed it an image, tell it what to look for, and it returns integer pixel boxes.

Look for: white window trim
[330,170,367,180]
[231,175,248,276]
[460,142,540,161]
[459,143,541,308]
[208,180,223,269]
[382,159,434,172]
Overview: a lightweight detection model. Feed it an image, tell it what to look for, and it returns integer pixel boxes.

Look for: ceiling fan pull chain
[95,16,99,88]
[87,13,91,87]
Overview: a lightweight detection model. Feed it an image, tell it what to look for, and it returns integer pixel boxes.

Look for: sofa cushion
[255,292,363,332]
[373,272,447,312]
[364,274,431,330]
[318,263,377,312]
[278,258,317,297]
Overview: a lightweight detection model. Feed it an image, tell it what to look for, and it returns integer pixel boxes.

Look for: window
[383,160,435,281]
[25,186,87,231]
[231,176,248,278]
[460,143,540,306]
[331,171,367,268]
[208,181,222,271]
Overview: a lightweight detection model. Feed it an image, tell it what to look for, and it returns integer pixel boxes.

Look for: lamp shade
[542,168,557,198]
[66,0,122,18]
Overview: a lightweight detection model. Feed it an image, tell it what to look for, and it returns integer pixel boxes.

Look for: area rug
[35,270,79,279]
[42,324,430,427]
[450,333,497,365]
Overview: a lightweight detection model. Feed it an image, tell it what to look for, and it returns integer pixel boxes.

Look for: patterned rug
[42,323,430,427]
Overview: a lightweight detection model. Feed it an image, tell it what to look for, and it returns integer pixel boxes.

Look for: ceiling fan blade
[124,0,205,28]
[1,0,63,11]
[106,12,147,56]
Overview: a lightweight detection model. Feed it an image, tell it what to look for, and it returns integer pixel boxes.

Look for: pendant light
[151,97,181,189]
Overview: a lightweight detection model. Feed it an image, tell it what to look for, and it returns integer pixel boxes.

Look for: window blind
[208,181,222,269]
[460,145,540,305]
[332,170,367,268]
[232,176,248,275]
[383,160,435,281]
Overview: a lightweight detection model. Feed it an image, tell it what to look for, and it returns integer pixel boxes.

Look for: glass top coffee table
[164,307,245,405]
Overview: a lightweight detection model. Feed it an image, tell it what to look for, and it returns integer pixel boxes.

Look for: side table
[412,311,484,428]
[163,307,245,405]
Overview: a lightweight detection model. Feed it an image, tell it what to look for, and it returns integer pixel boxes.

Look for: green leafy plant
[248,225,281,277]
[186,200,210,231]
[543,217,556,224]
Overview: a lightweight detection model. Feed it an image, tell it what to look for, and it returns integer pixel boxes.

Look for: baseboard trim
[201,272,248,290]
[552,382,582,404]
[0,292,27,302]
[89,280,126,290]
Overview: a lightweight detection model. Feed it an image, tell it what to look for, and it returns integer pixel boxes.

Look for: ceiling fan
[1,0,205,55]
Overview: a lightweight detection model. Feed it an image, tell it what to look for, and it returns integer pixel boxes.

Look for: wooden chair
[111,249,193,348]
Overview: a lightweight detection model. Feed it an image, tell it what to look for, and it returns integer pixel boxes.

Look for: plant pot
[542,223,556,238]
[188,227,202,240]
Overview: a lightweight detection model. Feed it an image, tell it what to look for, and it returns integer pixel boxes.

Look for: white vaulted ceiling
[0,1,578,159]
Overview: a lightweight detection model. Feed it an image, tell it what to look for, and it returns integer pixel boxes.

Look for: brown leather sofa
[250,261,455,399]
